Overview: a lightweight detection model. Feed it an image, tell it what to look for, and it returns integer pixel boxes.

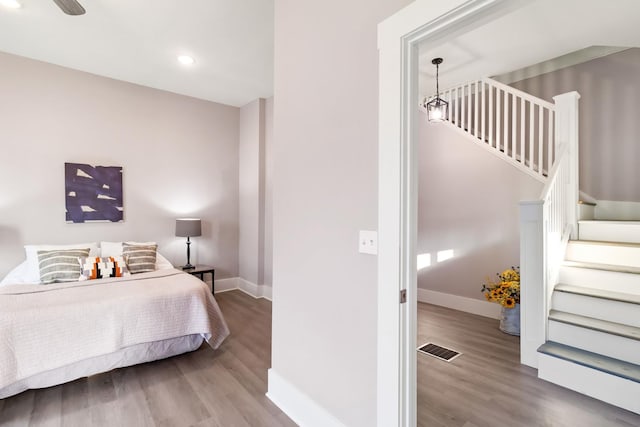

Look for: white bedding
[0,334,203,399]
[0,268,229,398]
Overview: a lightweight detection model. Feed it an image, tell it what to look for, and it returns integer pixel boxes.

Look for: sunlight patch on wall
[437,249,454,262]
[418,249,455,271]
[417,253,432,270]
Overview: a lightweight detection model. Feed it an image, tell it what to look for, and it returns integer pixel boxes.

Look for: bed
[0,244,230,399]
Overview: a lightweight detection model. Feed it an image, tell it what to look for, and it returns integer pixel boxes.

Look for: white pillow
[0,261,38,286]
[100,241,173,270]
[24,243,100,284]
[100,241,156,257]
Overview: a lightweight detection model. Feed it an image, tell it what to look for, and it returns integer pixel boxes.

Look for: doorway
[376,1,530,425]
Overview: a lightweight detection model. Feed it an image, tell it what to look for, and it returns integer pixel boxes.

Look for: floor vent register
[417,342,462,362]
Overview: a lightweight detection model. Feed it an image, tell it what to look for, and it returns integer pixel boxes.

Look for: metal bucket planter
[499,303,520,336]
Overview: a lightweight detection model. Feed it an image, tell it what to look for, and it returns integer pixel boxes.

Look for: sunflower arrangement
[481,266,520,308]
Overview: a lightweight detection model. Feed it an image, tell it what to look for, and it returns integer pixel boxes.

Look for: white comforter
[0,269,230,392]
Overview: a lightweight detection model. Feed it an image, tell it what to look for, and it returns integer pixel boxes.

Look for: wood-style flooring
[417,302,640,427]
[0,290,295,427]
[2,292,639,426]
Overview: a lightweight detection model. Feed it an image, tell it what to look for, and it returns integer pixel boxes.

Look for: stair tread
[562,260,640,275]
[569,239,640,248]
[538,341,640,383]
[554,284,640,304]
[579,220,640,224]
[549,310,640,341]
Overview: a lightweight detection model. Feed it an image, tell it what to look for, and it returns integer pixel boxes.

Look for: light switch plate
[359,230,378,255]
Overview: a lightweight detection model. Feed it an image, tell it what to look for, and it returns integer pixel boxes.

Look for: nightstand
[182,265,215,294]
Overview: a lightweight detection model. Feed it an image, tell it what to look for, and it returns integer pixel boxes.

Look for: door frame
[377,1,529,425]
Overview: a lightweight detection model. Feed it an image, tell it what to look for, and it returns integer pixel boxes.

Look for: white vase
[499,303,520,336]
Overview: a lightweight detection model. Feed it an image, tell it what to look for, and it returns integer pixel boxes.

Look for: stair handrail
[436,77,556,182]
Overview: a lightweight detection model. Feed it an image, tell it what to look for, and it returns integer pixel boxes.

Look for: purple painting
[65,162,123,223]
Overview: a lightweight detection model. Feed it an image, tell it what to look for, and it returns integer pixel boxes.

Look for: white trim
[266,369,346,427]
[213,277,272,301]
[213,277,239,293]
[417,288,501,319]
[237,277,273,301]
[378,1,529,425]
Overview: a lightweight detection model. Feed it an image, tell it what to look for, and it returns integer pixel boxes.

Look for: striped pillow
[37,248,91,284]
[122,243,157,274]
[79,256,130,281]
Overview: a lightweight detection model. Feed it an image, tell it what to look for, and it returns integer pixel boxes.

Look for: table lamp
[175,218,201,269]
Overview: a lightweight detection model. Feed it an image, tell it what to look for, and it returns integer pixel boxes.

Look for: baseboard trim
[213,277,272,301]
[417,288,501,319]
[266,369,346,427]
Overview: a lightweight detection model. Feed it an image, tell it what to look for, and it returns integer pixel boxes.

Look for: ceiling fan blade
[52,0,85,15]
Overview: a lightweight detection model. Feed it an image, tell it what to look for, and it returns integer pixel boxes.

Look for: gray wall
[510,48,640,202]
[264,97,274,288]
[417,118,542,299]
[271,0,410,425]
[239,98,265,285]
[0,52,240,279]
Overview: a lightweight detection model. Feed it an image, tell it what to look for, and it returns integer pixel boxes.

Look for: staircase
[537,220,640,414]
[430,76,640,413]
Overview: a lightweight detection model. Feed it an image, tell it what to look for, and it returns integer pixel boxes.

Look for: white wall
[270,0,411,425]
[264,97,274,288]
[510,48,640,202]
[239,98,266,286]
[0,52,240,279]
[417,118,543,302]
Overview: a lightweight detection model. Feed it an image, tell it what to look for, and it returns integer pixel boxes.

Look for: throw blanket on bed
[0,269,230,390]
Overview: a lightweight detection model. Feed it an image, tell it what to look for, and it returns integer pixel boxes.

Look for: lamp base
[182,264,195,270]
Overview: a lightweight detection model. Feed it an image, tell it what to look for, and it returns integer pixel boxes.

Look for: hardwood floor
[417,302,640,427]
[0,291,295,427]
[3,292,639,426]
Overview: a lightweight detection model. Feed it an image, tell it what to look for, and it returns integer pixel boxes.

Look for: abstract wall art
[65,162,124,223]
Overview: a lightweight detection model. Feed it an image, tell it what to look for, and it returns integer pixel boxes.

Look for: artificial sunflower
[481,266,520,308]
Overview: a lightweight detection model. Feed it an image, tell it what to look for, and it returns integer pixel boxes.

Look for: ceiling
[0,0,274,107]
[3,0,640,108]
[419,0,640,98]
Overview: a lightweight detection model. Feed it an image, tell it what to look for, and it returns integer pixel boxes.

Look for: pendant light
[422,57,448,122]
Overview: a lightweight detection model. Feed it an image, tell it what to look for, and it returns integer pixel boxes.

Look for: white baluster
[504,91,509,157]
[480,82,486,143]
[489,85,493,148]
[496,89,501,150]
[520,97,525,168]
[512,94,517,162]
[474,81,479,138]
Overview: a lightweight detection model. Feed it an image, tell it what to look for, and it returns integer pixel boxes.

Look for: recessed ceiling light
[177,55,195,66]
[0,0,21,9]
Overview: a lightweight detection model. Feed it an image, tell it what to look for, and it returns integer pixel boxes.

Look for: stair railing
[438,77,555,183]
[519,92,580,368]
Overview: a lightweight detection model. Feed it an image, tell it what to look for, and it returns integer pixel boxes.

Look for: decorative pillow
[25,242,100,283]
[79,256,130,281]
[37,248,91,284]
[122,243,157,274]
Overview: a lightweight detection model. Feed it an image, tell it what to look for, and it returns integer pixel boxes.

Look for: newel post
[552,91,580,239]
[519,200,545,368]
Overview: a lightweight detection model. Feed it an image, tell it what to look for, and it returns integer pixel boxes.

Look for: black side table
[182,265,216,294]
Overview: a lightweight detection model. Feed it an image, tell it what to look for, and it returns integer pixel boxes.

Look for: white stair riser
[565,242,640,268]
[552,292,640,328]
[579,221,640,244]
[538,353,640,414]
[548,321,640,365]
[558,266,640,295]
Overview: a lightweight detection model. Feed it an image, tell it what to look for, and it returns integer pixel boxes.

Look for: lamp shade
[175,218,202,237]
